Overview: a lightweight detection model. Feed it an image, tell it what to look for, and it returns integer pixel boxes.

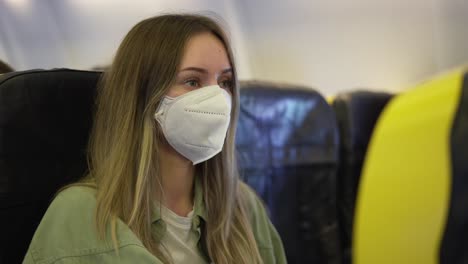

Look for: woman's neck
[159,141,195,217]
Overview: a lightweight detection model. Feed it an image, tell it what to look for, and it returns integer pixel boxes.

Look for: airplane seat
[353,69,468,264]
[331,91,393,263]
[237,81,342,264]
[0,69,100,263]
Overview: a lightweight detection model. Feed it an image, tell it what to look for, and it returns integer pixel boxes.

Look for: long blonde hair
[61,14,262,263]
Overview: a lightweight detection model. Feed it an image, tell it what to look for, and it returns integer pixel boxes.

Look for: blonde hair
[61,14,263,263]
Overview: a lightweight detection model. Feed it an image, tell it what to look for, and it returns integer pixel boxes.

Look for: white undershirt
[159,206,207,264]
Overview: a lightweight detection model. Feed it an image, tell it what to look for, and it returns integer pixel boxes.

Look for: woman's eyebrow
[220,68,233,74]
[179,67,207,73]
[179,67,233,74]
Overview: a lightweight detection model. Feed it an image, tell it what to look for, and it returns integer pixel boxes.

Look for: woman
[23,14,286,264]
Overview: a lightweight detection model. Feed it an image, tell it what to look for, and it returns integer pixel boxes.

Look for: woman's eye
[184,79,200,88]
[220,79,233,89]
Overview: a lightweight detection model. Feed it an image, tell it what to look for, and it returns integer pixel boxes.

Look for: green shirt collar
[151,176,207,224]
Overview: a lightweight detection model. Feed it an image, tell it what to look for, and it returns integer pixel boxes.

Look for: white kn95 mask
[154,85,232,165]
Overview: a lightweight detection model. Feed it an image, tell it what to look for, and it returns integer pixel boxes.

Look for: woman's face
[167,32,233,98]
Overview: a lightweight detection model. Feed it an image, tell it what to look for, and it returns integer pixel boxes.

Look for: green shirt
[23,180,287,264]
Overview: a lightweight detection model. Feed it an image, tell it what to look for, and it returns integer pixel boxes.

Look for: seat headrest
[333,91,393,154]
[237,80,339,169]
[0,69,101,202]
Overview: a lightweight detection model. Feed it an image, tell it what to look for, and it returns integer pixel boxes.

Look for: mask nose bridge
[154,85,227,122]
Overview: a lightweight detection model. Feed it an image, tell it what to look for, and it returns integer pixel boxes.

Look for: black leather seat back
[0,69,100,263]
[237,81,341,264]
[332,91,392,262]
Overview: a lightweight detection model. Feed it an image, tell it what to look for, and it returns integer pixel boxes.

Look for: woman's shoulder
[26,186,107,261]
[41,185,99,228]
[57,184,97,200]
[49,185,98,212]
[24,185,147,264]
[48,185,100,225]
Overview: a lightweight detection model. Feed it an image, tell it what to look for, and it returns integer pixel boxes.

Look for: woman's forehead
[179,32,231,72]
